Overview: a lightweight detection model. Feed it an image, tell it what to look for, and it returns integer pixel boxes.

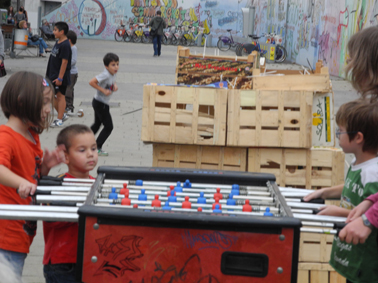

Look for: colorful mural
[43,0,248,41]
[43,0,378,77]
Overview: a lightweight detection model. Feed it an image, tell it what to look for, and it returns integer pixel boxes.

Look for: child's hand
[317,205,345,216]
[339,217,372,244]
[17,181,37,198]
[41,145,66,175]
[113,84,118,92]
[53,78,62,86]
[346,200,373,223]
[303,189,323,202]
[104,89,112,96]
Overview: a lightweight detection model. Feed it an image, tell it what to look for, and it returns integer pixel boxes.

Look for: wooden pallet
[247,147,345,189]
[227,89,314,148]
[298,263,346,283]
[142,85,227,145]
[299,232,334,263]
[152,144,247,171]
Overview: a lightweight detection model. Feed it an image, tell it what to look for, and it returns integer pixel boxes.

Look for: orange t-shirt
[0,125,43,254]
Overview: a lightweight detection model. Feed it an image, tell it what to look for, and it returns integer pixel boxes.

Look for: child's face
[337,125,356,154]
[41,88,52,122]
[53,26,64,39]
[105,61,119,75]
[65,132,98,175]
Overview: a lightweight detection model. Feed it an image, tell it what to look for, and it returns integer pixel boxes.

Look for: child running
[43,124,98,283]
[304,99,378,283]
[0,71,65,281]
[65,30,78,114]
[89,53,119,156]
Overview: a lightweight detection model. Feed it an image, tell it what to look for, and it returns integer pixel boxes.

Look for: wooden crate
[247,147,345,189]
[299,232,334,263]
[253,61,331,93]
[298,263,346,283]
[227,89,314,148]
[152,144,247,171]
[142,85,227,145]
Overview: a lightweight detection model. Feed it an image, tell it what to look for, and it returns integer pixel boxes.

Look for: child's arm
[113,82,118,92]
[339,216,372,245]
[303,183,344,202]
[53,59,68,86]
[316,205,350,217]
[0,165,37,198]
[89,77,112,96]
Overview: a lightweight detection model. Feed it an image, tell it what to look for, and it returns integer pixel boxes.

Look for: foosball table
[0,166,347,283]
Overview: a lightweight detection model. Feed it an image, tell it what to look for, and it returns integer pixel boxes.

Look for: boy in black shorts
[46,21,72,127]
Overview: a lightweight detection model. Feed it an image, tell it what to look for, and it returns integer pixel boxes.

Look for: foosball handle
[49,201,78,207]
[38,176,63,186]
[302,198,325,204]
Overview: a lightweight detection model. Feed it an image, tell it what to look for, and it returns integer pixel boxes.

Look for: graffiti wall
[250,0,378,77]
[44,0,378,77]
[43,0,249,42]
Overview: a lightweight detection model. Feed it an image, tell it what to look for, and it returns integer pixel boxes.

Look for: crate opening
[185,104,193,111]
[284,127,300,131]
[241,106,256,111]
[157,90,166,96]
[290,119,299,125]
[155,102,171,108]
[199,105,215,116]
[287,165,301,173]
[284,107,300,111]
[262,106,279,111]
[154,122,170,126]
[176,123,192,128]
[312,167,332,171]
[240,126,256,130]
[261,127,279,130]
[261,161,280,169]
[177,103,186,110]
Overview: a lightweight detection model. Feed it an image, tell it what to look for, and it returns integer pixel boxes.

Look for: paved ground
[0,39,359,283]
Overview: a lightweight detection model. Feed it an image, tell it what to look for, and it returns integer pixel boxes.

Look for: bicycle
[132,23,149,43]
[217,29,241,51]
[184,26,205,46]
[171,25,187,46]
[162,25,173,45]
[239,34,287,63]
[114,24,127,42]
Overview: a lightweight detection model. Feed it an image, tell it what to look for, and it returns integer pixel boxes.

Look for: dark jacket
[149,16,166,36]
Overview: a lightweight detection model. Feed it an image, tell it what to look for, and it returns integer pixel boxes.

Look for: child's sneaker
[98,149,108,156]
[62,113,69,121]
[50,119,63,128]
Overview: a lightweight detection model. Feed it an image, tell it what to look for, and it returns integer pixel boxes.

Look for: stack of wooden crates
[141,47,346,283]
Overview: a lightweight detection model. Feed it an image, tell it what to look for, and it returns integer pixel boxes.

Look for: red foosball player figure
[212,197,222,210]
[121,192,131,206]
[182,196,192,209]
[242,199,252,212]
[151,194,161,207]
[214,188,223,200]
[120,183,128,195]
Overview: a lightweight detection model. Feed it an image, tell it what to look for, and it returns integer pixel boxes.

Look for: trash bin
[14,29,28,50]
[206,34,212,47]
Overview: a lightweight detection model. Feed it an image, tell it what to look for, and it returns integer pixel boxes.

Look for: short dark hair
[56,124,93,152]
[66,30,77,45]
[0,71,54,134]
[103,53,119,66]
[157,11,161,15]
[19,7,23,12]
[54,21,69,35]
[336,99,378,153]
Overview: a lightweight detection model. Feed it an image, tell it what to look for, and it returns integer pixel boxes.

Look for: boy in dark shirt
[46,21,72,127]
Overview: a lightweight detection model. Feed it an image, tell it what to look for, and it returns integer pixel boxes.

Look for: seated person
[41,19,54,40]
[19,20,51,57]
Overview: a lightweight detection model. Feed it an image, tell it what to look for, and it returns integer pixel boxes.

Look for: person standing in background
[14,7,25,28]
[20,6,28,23]
[7,6,14,24]
[65,30,78,114]
[147,11,166,57]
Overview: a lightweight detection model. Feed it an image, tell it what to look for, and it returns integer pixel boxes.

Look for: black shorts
[52,82,67,96]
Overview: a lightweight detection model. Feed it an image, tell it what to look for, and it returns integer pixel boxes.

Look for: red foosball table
[76,166,301,283]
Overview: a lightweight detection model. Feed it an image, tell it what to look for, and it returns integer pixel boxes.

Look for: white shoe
[62,113,69,121]
[50,119,63,127]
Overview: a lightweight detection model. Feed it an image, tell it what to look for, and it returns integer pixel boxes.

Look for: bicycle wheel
[180,37,188,46]
[142,34,149,44]
[217,39,231,51]
[171,36,178,45]
[124,34,131,42]
[114,30,123,42]
[162,35,170,45]
[133,34,142,43]
[235,44,243,56]
[274,45,287,63]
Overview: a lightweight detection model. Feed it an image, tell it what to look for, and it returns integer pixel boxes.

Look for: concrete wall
[42,0,378,77]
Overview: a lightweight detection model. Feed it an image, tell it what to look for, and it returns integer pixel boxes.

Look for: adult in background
[19,20,51,57]
[41,19,54,40]
[14,7,25,28]
[7,6,14,24]
[147,11,166,57]
[20,6,28,23]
